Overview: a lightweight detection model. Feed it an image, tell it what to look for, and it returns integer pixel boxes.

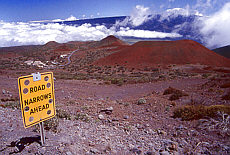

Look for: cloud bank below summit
[0,21,181,47]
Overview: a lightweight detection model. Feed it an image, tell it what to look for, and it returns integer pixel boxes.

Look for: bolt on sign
[18,72,56,128]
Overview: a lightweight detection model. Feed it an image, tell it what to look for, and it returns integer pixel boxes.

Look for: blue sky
[0,0,227,22]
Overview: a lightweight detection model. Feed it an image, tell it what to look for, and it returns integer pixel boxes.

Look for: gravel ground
[0,74,230,154]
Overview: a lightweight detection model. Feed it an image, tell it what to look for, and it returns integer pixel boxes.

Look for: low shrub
[56,109,71,120]
[220,82,230,88]
[67,100,76,105]
[74,113,91,122]
[0,101,20,109]
[44,116,59,132]
[222,90,230,100]
[1,97,19,102]
[163,87,188,101]
[34,116,59,133]
[110,78,124,86]
[173,105,230,121]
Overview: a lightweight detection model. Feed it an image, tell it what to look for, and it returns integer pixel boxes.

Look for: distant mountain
[213,45,230,59]
[95,40,230,68]
[96,35,128,47]
[50,9,203,44]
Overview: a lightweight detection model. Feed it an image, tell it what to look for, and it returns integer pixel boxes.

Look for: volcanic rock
[95,40,230,67]
[97,35,127,47]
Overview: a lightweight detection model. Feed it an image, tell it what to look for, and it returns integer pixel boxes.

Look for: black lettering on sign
[33,97,36,103]
[29,99,33,104]
[30,104,49,115]
[24,99,29,106]
[44,94,48,99]
[34,86,37,92]
[37,96,40,102]
[29,85,46,93]
[24,93,52,106]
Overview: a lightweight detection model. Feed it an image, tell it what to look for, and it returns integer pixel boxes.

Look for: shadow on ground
[0,135,41,154]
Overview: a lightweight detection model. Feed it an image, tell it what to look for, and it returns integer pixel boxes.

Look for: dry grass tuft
[222,90,230,100]
[173,105,230,121]
[163,87,188,101]
[220,82,230,88]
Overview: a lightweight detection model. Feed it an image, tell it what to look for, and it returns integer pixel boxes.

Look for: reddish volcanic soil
[95,40,230,68]
[0,36,230,154]
[96,35,128,47]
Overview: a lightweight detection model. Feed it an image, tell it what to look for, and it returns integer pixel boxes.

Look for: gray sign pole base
[39,122,45,146]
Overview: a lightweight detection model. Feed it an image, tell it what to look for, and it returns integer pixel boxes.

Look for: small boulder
[98,114,105,120]
[90,148,100,154]
[130,147,142,155]
[138,98,146,105]
[2,89,6,94]
[160,151,170,155]
[100,107,113,115]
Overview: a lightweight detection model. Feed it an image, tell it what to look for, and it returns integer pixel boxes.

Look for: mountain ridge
[95,39,230,68]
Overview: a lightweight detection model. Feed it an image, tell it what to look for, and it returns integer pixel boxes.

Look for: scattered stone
[66,151,73,155]
[136,123,144,129]
[2,89,6,94]
[169,143,178,151]
[59,146,65,153]
[98,114,105,120]
[157,129,167,136]
[90,148,100,154]
[145,151,155,155]
[130,147,142,154]
[123,115,129,119]
[100,107,113,115]
[138,98,147,105]
[112,118,119,121]
[39,147,46,154]
[87,97,93,101]
[106,107,113,111]
[160,151,170,155]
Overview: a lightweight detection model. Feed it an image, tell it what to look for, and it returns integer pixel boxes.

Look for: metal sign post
[39,121,45,146]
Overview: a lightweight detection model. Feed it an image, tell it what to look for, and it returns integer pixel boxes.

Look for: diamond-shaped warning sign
[18,72,56,128]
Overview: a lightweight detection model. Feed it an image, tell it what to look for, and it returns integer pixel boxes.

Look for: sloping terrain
[95,35,128,47]
[0,35,230,154]
[95,40,230,68]
[0,41,81,61]
[213,45,230,59]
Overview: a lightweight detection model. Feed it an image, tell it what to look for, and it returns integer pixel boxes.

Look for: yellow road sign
[18,72,56,128]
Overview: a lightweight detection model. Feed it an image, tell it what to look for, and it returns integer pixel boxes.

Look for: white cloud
[65,15,77,21]
[0,21,182,47]
[116,27,182,38]
[114,5,153,27]
[52,19,63,22]
[199,2,230,48]
[0,22,109,47]
[169,0,175,2]
[129,5,153,26]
